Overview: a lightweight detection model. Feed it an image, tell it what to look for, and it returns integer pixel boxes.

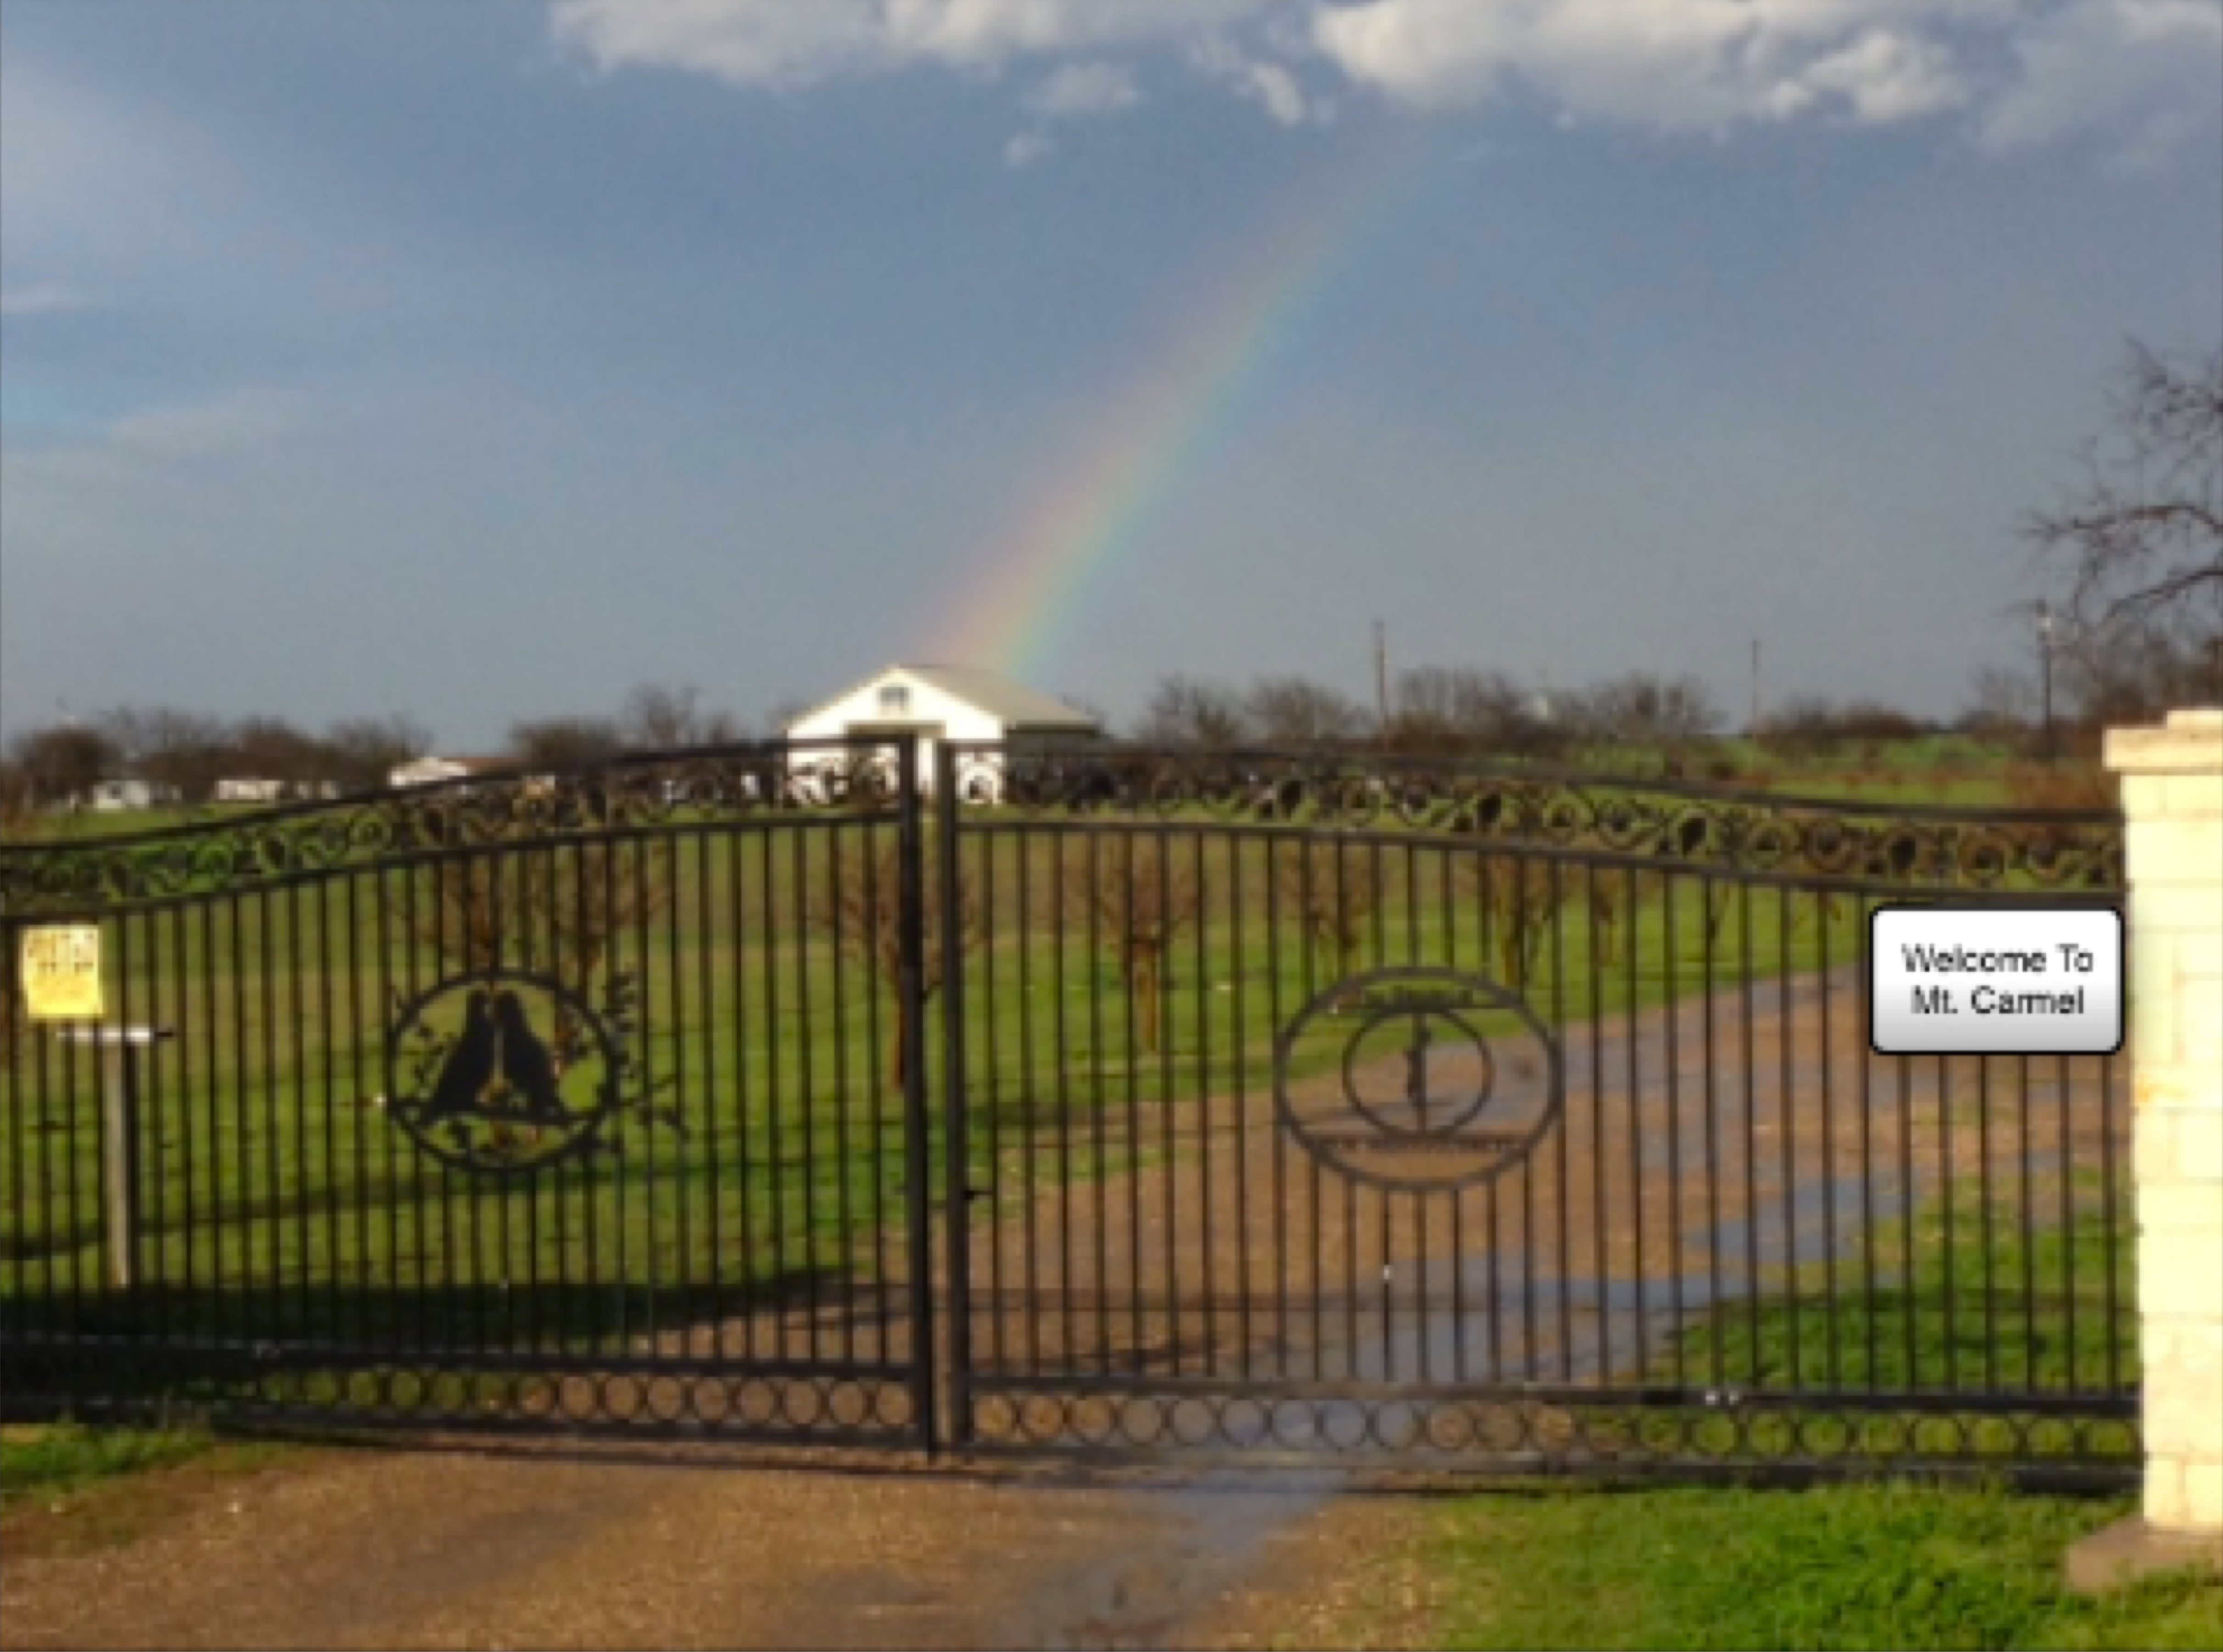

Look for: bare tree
[2030,340,2222,653]
[1064,838,1201,1052]
[1377,668,1466,756]
[2059,622,2221,732]
[1764,694,1929,761]
[621,682,743,751]
[229,717,329,791]
[810,838,979,1086]
[101,706,230,803]
[0,760,30,831]
[6,722,118,809]
[1578,672,1720,759]
[1135,675,1248,749]
[420,845,674,984]
[323,714,431,794]
[1382,666,1562,757]
[508,716,626,772]
[1460,857,1576,990]
[1272,841,1380,977]
[1243,676,1368,747]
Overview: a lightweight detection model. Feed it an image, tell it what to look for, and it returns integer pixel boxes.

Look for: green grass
[1386,1483,2219,1651]
[1574,1169,2137,1468]
[1692,1177,2134,1397]
[0,1420,217,1506]
[6,806,224,843]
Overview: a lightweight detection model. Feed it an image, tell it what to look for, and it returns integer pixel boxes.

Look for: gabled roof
[788,664,1099,731]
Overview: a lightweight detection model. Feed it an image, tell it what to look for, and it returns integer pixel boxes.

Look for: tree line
[1131,667,1720,759]
[9,636,2208,826]
[0,682,748,817]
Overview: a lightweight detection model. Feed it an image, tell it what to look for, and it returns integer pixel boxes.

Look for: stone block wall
[2107,708,2223,1535]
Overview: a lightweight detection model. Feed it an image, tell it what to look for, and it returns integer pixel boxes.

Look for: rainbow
[927,134,1448,684]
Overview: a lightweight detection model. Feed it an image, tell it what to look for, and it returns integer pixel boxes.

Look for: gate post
[2076,708,2223,1587]
[895,736,940,1458]
[934,740,975,1449]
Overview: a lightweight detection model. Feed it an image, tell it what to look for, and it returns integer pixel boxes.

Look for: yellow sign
[20,925,103,1021]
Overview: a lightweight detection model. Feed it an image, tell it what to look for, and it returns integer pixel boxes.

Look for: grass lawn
[0,1420,220,1505]
[1336,1482,2220,1652]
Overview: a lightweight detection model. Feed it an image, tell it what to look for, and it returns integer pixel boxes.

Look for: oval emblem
[1272,966,1563,1191]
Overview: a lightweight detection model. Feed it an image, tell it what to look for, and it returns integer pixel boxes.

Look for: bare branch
[2028,340,2223,646]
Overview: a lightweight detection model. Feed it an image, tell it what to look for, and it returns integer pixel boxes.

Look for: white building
[387,755,510,790]
[215,778,286,805]
[84,777,179,812]
[783,664,1100,801]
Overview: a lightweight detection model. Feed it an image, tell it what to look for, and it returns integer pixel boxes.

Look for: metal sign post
[52,1025,173,1293]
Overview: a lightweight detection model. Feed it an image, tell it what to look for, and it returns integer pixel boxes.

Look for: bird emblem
[491,988,570,1122]
[389,971,623,1175]
[422,989,496,1122]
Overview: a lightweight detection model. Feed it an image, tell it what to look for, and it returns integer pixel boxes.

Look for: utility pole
[1749,639,1762,738]
[1374,620,1389,730]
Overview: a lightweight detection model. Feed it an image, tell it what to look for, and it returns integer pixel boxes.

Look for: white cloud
[1243,60,1311,125]
[1190,34,1319,125]
[1004,127,1056,167]
[1977,0,2223,165]
[551,0,1279,86]
[1003,62,1136,167]
[549,0,2223,161]
[1310,0,2221,152]
[1786,29,1968,124]
[1025,60,1140,117]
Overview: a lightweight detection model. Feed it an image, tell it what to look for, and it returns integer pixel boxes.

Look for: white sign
[1870,906,2122,1056]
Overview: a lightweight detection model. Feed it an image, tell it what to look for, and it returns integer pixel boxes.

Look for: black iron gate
[931,742,2137,1486]
[0,740,941,1450]
[0,738,2137,1485]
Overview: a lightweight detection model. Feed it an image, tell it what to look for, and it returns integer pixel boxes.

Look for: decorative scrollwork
[2,742,2127,917]
[969,744,2124,891]
[0,743,885,916]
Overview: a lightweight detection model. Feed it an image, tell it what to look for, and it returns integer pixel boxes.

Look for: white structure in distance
[783,664,1101,803]
[387,755,511,790]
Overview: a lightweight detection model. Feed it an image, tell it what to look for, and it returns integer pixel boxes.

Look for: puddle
[998,1478,1330,1650]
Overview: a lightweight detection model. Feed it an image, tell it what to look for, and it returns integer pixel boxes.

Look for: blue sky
[3,0,2218,747]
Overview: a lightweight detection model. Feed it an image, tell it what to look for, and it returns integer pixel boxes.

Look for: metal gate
[1,738,2137,1485]
[1,740,941,1450]
[933,742,2136,1486]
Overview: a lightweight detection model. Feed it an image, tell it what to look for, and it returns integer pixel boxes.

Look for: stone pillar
[2079,708,2223,1585]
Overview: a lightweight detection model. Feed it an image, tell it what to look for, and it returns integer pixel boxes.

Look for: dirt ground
[0,1439,1410,1650]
